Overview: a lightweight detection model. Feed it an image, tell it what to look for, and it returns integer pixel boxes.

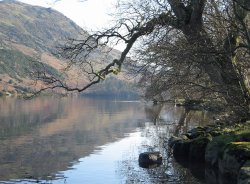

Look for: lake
[0,97,213,184]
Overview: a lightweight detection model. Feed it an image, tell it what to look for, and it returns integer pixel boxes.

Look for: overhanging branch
[33,11,179,94]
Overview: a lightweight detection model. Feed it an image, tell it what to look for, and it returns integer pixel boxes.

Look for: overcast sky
[18,0,117,31]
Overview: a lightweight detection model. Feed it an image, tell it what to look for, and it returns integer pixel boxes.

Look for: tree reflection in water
[0,98,213,183]
[117,104,212,184]
[0,97,146,182]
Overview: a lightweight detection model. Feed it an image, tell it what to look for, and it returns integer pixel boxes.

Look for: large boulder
[186,127,206,139]
[168,136,186,148]
[238,160,250,184]
[138,152,162,168]
[205,133,235,167]
[172,139,191,160]
[219,142,250,182]
[169,122,250,183]
[172,134,212,162]
[205,167,218,184]
[189,134,212,162]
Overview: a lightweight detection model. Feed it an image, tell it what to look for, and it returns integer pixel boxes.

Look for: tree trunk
[182,26,249,120]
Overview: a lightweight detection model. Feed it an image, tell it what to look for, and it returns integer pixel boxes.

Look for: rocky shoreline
[169,121,250,184]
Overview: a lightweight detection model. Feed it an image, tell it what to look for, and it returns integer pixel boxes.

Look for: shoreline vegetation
[167,100,250,184]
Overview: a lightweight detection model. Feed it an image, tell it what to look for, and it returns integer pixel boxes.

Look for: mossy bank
[169,121,250,184]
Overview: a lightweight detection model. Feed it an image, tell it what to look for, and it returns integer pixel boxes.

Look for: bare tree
[35,0,250,121]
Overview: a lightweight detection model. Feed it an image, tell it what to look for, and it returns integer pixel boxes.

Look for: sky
[16,0,127,50]
[18,0,117,31]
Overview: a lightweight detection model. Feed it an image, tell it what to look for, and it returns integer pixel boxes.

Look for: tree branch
[33,11,179,95]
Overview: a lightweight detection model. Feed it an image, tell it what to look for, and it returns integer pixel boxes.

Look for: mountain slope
[0,0,81,52]
[0,0,138,97]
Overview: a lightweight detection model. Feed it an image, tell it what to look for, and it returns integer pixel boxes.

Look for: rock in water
[138,152,162,168]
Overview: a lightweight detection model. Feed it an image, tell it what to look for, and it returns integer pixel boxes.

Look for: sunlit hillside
[0,0,138,97]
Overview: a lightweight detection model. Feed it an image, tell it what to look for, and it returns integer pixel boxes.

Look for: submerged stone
[138,152,162,168]
[139,162,162,169]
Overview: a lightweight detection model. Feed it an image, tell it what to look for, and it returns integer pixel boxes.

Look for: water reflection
[0,98,214,183]
[0,97,145,181]
[118,104,213,184]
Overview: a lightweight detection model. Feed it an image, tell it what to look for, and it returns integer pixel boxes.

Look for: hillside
[0,0,137,98]
[0,0,81,52]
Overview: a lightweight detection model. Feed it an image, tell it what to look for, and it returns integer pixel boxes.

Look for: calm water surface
[0,97,213,184]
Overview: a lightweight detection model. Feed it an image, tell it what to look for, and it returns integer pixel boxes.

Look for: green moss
[219,142,250,179]
[210,130,223,137]
[222,142,250,164]
[226,142,250,158]
[205,123,250,166]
